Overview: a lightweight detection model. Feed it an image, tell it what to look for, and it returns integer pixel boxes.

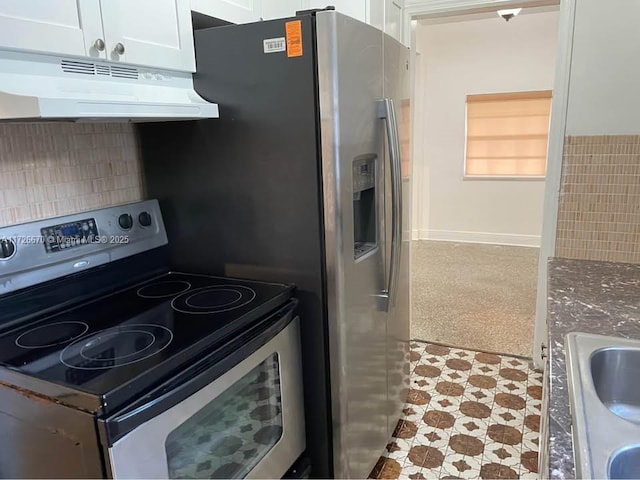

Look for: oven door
[100,301,305,479]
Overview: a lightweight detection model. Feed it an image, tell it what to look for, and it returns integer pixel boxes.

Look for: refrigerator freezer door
[316,11,389,479]
[383,35,411,440]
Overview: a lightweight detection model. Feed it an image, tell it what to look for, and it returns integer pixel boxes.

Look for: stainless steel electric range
[0,200,305,479]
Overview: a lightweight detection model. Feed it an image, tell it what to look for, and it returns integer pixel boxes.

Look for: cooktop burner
[172,285,257,314]
[0,272,293,414]
[60,324,173,370]
[15,321,89,349]
[137,281,191,299]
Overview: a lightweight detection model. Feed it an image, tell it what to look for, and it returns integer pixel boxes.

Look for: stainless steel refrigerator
[140,9,411,479]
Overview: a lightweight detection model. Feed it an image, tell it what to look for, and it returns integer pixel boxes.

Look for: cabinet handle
[94,38,105,51]
[114,42,125,55]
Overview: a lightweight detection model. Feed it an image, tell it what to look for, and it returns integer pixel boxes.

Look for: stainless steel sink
[565,333,640,479]
[609,446,640,480]
[591,347,640,424]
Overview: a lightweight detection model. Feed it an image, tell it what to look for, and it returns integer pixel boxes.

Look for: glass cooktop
[0,272,292,413]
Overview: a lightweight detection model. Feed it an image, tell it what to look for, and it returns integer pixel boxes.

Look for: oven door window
[165,353,282,479]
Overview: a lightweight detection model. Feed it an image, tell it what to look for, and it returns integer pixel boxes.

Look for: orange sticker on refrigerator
[285,20,303,58]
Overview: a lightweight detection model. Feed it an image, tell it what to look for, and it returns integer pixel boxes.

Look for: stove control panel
[138,211,152,227]
[0,238,16,260]
[41,218,99,253]
[118,213,134,230]
[0,199,168,295]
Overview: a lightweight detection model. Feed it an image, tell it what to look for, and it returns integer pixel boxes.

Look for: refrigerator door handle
[377,98,403,312]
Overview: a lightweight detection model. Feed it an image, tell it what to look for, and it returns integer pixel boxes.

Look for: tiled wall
[555,135,640,263]
[0,123,143,227]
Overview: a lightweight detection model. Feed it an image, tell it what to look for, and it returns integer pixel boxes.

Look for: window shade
[465,91,551,177]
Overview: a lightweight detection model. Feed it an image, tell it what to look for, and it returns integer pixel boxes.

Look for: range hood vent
[60,60,139,80]
[110,66,139,80]
[0,50,218,122]
[61,60,96,75]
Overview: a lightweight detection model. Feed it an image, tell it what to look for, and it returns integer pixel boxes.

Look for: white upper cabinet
[266,0,403,42]
[100,0,195,72]
[0,0,90,57]
[301,0,367,23]
[191,0,262,24]
[0,0,196,72]
[368,0,385,31]
[78,0,110,59]
[385,0,403,42]
[261,0,302,20]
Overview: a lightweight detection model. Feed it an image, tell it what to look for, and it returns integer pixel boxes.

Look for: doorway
[410,6,560,357]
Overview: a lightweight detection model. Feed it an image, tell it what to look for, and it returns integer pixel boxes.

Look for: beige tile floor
[370,341,541,480]
[411,241,539,357]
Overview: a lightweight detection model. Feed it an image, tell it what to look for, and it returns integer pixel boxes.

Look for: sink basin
[565,333,640,479]
[609,446,640,480]
[591,348,640,424]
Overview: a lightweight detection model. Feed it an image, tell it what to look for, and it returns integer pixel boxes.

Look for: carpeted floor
[411,241,538,357]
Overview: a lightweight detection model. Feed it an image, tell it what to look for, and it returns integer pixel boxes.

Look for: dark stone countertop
[547,258,640,479]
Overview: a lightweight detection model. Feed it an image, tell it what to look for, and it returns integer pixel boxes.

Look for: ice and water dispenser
[353,154,377,259]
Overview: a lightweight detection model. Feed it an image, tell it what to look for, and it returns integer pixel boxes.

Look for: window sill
[462,175,546,181]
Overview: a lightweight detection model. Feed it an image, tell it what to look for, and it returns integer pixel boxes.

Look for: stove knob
[138,212,152,227]
[118,213,133,230]
[0,238,16,260]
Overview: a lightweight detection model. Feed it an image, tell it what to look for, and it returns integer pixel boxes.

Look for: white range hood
[0,49,219,122]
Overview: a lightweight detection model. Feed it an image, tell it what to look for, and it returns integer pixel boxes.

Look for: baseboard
[417,229,541,247]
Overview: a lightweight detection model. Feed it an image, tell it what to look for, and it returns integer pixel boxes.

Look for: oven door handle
[98,299,298,447]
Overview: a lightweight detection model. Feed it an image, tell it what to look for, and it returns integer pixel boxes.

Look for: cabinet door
[384,0,403,41]
[301,0,366,23]
[0,0,91,57]
[191,0,262,24]
[100,0,196,72]
[368,0,385,31]
[261,0,302,20]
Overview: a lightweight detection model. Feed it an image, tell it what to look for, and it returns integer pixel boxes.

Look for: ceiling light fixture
[497,8,522,21]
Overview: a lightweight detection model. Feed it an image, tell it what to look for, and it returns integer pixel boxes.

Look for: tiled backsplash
[0,123,143,227]
[556,135,640,263]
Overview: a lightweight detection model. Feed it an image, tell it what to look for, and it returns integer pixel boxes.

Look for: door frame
[404,0,577,367]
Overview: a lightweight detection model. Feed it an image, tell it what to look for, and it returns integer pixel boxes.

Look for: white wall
[566,0,640,135]
[414,10,558,246]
